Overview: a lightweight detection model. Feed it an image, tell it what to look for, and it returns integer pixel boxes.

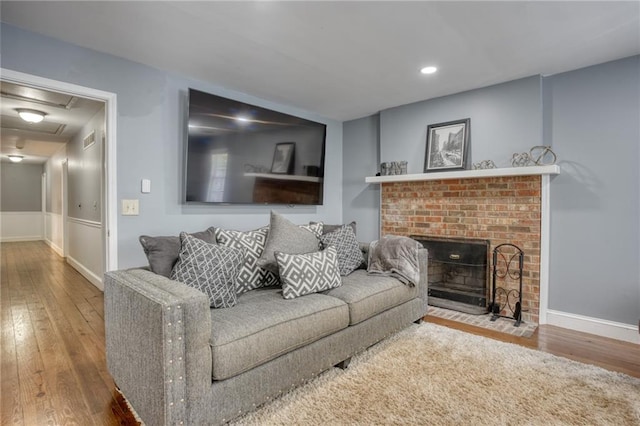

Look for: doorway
[1,68,118,285]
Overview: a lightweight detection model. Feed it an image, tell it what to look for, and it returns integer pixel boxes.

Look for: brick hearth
[380,176,542,324]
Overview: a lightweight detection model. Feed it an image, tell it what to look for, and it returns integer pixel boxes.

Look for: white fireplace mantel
[365,165,560,183]
[366,164,560,326]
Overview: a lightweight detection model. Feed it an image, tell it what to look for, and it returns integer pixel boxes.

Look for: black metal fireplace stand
[490,243,524,327]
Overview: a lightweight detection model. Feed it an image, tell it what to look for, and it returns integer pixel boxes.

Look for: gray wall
[380,76,542,173]
[1,162,43,212]
[67,106,105,222]
[1,23,343,269]
[343,56,639,326]
[546,56,639,325]
[342,114,380,242]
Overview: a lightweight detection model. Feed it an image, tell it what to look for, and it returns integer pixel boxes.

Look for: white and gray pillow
[276,246,342,299]
[320,224,364,276]
[139,227,216,277]
[215,226,279,294]
[257,211,322,273]
[170,233,244,309]
[312,221,357,236]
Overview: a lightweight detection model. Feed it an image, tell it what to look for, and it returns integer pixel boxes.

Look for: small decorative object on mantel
[511,152,533,167]
[489,243,524,327]
[512,146,557,167]
[424,118,470,172]
[529,145,557,165]
[472,160,497,170]
[380,161,408,176]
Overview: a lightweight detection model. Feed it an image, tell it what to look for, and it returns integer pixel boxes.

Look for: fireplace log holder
[489,243,524,327]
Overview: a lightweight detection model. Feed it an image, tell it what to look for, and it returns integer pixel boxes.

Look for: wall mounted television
[184,89,326,205]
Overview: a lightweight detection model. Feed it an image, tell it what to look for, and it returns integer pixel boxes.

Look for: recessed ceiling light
[8,155,24,163]
[420,66,438,75]
[16,108,46,123]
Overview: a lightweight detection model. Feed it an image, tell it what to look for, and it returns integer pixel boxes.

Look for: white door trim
[1,68,118,272]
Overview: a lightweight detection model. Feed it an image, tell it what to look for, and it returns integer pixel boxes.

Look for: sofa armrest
[104,269,212,426]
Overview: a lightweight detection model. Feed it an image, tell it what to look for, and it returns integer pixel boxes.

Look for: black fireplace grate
[412,236,490,315]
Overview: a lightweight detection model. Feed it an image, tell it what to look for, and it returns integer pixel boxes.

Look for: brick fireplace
[376,172,549,324]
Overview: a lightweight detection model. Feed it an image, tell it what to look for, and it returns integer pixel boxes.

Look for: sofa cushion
[276,246,342,299]
[320,225,364,276]
[215,227,279,294]
[209,287,349,380]
[257,211,322,273]
[139,227,216,277]
[170,233,244,308]
[324,270,418,325]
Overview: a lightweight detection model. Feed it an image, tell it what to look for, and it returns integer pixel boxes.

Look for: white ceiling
[0,82,104,164]
[1,1,639,123]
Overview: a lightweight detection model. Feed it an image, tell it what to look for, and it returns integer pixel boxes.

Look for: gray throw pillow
[215,226,279,294]
[311,221,357,236]
[139,227,216,277]
[320,225,364,276]
[170,233,244,309]
[276,246,342,299]
[257,211,322,273]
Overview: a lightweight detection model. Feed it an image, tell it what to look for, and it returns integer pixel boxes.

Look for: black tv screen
[184,89,326,205]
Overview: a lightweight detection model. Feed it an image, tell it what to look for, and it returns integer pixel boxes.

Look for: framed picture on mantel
[424,118,470,172]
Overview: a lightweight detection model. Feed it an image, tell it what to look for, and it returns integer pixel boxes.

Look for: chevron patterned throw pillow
[275,246,342,299]
[215,227,280,294]
[170,233,244,308]
[320,224,364,276]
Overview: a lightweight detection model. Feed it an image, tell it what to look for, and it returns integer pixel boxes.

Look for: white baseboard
[546,309,639,344]
[67,256,103,291]
[0,236,43,242]
[44,238,64,257]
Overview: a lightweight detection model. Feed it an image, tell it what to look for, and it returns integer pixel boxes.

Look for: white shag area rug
[233,323,639,425]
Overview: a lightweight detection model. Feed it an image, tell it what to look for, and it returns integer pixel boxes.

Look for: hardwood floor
[1,241,138,426]
[426,316,640,379]
[2,241,638,425]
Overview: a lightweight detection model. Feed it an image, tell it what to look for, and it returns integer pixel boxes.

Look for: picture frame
[271,142,295,174]
[424,118,470,172]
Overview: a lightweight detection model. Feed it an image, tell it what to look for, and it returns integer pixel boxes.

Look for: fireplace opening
[412,236,490,315]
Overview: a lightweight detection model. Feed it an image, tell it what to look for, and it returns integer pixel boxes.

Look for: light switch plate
[141,179,151,193]
[122,199,139,216]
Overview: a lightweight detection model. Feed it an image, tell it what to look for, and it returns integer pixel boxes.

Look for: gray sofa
[104,244,428,425]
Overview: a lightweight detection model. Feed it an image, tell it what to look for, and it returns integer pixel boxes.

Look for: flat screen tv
[184,89,326,205]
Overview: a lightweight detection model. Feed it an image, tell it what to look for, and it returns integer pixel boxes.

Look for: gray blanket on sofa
[367,235,422,286]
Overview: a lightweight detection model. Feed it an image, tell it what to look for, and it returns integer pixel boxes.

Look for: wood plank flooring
[1,241,138,426]
[2,241,638,425]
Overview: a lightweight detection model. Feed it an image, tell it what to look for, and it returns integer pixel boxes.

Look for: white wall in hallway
[0,212,44,242]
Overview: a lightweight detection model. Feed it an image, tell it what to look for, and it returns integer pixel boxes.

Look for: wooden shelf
[244,173,323,183]
[365,165,560,183]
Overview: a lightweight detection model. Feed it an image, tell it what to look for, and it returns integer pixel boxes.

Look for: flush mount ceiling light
[420,66,438,75]
[16,108,47,123]
[8,155,24,163]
